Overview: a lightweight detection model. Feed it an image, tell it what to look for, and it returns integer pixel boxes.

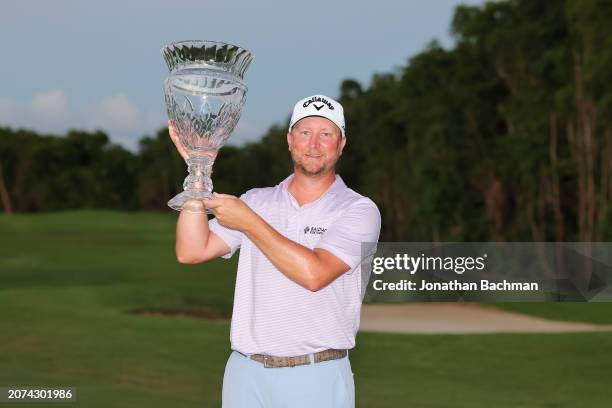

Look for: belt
[235,349,347,368]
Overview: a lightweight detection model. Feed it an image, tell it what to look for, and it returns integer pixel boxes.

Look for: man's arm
[175,199,231,264]
[245,217,350,291]
[168,121,230,264]
[205,194,352,291]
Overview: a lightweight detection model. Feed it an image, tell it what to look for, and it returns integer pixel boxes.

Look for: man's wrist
[241,211,264,236]
[181,199,206,213]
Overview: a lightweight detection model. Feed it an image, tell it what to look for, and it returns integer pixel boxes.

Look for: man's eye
[321,132,330,137]
[301,131,311,136]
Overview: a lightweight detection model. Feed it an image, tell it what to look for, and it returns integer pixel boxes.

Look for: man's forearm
[242,213,323,290]
[176,200,211,263]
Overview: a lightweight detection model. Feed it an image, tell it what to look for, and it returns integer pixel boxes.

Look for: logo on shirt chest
[304,226,327,235]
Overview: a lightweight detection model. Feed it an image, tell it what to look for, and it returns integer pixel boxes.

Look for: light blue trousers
[222,350,355,407]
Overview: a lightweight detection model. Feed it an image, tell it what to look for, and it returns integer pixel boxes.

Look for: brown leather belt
[235,349,347,368]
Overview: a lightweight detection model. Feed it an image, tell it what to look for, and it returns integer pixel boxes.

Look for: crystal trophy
[161,40,253,212]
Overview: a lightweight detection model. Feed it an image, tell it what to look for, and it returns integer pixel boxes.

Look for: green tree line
[1,0,612,241]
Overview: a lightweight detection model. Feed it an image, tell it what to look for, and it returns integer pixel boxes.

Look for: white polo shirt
[209,173,381,357]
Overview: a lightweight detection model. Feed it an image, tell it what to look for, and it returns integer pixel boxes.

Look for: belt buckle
[263,355,274,368]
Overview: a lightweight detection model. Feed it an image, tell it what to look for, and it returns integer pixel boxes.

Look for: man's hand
[204,193,258,231]
[168,120,189,161]
[168,120,218,162]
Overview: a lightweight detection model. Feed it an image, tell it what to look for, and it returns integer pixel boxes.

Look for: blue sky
[0,0,483,151]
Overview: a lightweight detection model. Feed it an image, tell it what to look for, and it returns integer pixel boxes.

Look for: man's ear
[287,132,292,151]
[338,135,347,155]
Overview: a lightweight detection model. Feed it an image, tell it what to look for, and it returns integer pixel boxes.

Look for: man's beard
[295,161,327,176]
[291,152,335,176]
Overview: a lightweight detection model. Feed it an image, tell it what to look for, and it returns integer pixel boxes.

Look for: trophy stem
[168,154,215,212]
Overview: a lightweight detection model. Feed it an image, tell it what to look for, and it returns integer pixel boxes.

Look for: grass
[1,211,611,407]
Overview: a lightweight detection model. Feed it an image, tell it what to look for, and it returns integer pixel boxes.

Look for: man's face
[287,116,346,176]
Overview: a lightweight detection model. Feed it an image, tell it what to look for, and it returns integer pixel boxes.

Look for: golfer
[171,94,381,407]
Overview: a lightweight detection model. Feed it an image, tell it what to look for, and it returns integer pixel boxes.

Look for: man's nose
[308,133,320,148]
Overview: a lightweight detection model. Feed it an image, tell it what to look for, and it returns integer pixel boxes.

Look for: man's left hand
[204,193,258,231]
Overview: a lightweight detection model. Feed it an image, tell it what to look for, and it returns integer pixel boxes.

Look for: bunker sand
[359,303,612,334]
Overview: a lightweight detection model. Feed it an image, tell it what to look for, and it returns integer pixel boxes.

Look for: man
[171,94,381,407]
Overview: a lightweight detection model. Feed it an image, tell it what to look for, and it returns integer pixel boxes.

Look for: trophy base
[168,190,213,213]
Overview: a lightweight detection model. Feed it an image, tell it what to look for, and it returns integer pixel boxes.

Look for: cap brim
[289,114,345,136]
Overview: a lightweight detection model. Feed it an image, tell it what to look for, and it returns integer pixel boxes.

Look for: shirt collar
[279,173,346,207]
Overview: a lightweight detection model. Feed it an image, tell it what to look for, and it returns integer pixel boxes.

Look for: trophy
[161,40,253,212]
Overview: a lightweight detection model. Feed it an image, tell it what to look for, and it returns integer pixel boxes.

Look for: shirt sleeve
[315,198,382,270]
[208,191,254,259]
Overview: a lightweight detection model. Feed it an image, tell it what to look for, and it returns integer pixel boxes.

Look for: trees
[0,127,138,212]
[334,0,612,241]
[448,0,612,241]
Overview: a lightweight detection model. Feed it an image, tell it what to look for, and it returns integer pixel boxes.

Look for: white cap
[288,94,346,137]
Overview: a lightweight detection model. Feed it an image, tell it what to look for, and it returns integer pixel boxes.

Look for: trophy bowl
[161,40,253,212]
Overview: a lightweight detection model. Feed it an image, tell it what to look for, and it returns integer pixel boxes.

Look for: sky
[0,0,483,152]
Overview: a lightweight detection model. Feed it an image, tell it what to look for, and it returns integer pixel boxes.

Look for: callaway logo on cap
[288,94,346,137]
